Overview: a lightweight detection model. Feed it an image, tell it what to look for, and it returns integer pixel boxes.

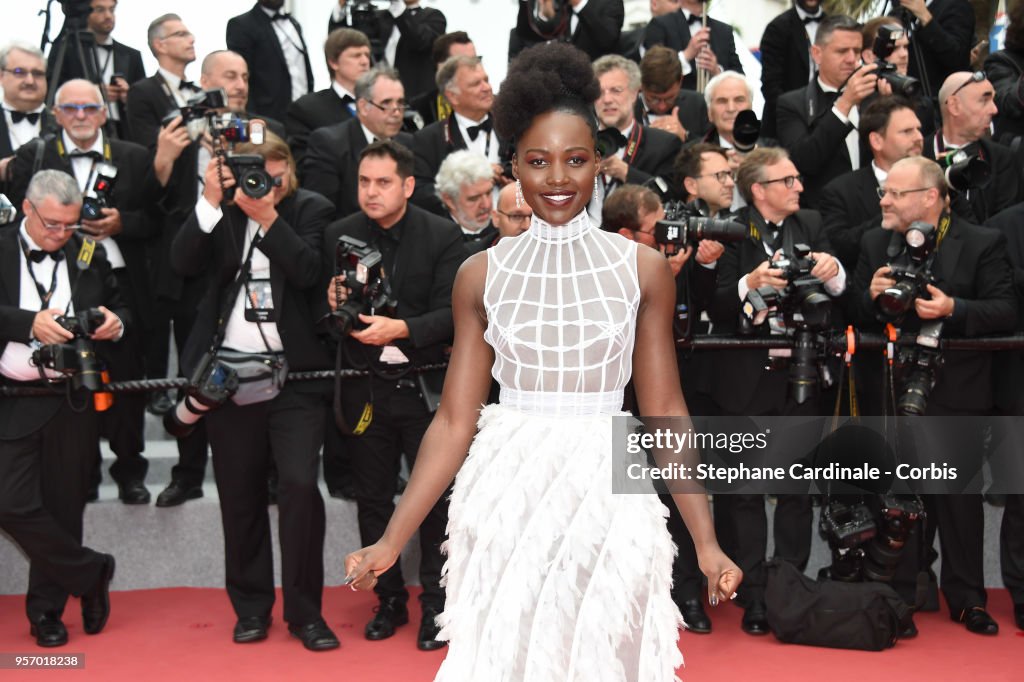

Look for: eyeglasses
[759,174,802,189]
[497,210,531,225]
[366,99,408,113]
[876,186,931,200]
[2,67,46,81]
[161,30,193,40]
[696,170,733,184]
[56,103,104,116]
[28,199,81,232]
[644,91,678,106]
[947,70,986,101]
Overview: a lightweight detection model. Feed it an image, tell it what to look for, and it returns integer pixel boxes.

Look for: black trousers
[205,386,326,626]
[151,286,209,487]
[340,377,447,609]
[1001,494,1024,605]
[0,398,107,622]
[321,400,352,493]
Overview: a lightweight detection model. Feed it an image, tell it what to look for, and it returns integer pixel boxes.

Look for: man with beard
[435,150,497,255]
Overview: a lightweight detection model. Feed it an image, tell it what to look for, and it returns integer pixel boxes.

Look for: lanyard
[18,234,62,311]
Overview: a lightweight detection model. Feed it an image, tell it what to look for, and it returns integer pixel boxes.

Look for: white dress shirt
[261,6,309,100]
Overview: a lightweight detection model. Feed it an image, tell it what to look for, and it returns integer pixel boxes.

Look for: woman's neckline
[528,210,593,244]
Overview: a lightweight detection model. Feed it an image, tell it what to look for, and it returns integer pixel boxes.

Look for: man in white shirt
[1,43,52,183]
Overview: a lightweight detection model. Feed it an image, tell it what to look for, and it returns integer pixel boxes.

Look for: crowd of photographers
[1,0,1023,654]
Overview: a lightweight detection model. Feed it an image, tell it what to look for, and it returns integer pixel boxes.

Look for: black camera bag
[764,559,911,651]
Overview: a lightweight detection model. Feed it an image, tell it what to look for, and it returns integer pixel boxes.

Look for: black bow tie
[466,119,492,142]
[69,150,102,161]
[95,43,114,51]
[9,110,41,124]
[802,15,822,25]
[340,94,355,105]
[686,12,703,26]
[179,80,198,92]
[29,248,64,263]
[270,12,290,21]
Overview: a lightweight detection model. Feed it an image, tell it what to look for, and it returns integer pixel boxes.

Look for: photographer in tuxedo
[169,132,337,650]
[511,0,624,61]
[325,140,465,651]
[643,0,743,92]
[0,170,122,647]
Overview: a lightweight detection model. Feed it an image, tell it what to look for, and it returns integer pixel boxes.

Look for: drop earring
[515,179,524,208]
[593,177,600,202]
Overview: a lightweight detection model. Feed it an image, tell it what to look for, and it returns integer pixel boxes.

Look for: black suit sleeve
[776,91,853,178]
[257,194,331,290]
[125,79,170,148]
[0,305,36,345]
[301,127,344,210]
[715,24,743,74]
[394,6,446,52]
[575,0,624,56]
[911,1,974,77]
[985,51,1024,126]
[946,229,1017,338]
[709,241,747,329]
[759,15,792,105]
[642,15,673,50]
[403,226,465,349]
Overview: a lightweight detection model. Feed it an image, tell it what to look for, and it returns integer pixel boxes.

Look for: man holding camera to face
[8,79,160,505]
[324,140,465,651]
[0,170,124,647]
[851,155,1016,635]
[168,131,338,651]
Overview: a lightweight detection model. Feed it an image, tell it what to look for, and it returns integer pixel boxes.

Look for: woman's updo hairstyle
[491,42,601,151]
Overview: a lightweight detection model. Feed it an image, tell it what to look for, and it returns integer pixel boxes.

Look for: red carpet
[0,586,1020,681]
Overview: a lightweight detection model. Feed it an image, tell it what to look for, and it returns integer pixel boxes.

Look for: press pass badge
[244,278,275,322]
[77,238,96,270]
[249,118,266,145]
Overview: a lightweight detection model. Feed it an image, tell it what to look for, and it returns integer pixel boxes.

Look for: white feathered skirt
[435,404,685,682]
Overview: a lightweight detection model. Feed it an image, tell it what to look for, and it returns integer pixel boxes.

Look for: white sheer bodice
[483,210,640,416]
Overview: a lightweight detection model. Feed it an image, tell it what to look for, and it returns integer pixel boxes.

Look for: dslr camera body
[31,308,106,391]
[80,162,117,221]
[161,88,228,142]
[330,235,397,336]
[820,494,925,583]
[871,26,920,98]
[656,201,748,256]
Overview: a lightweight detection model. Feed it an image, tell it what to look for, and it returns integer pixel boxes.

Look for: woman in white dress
[342,42,742,681]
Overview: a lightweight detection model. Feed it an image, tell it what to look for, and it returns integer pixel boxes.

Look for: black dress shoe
[899,618,918,638]
[289,619,340,651]
[365,597,409,640]
[233,615,271,643]
[147,391,175,416]
[417,606,446,651]
[82,554,115,635]
[960,607,999,635]
[679,598,712,634]
[117,480,151,505]
[155,480,203,507]
[30,615,68,647]
[741,601,770,636]
[1015,603,1024,630]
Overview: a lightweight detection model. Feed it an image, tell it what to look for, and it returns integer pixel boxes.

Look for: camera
[223,154,277,200]
[209,112,266,146]
[162,350,241,439]
[0,193,17,225]
[732,110,761,153]
[80,162,117,221]
[59,0,92,19]
[896,320,944,416]
[820,494,925,583]
[30,308,106,391]
[656,201,747,256]
[871,26,920,98]
[740,244,833,404]
[160,88,228,142]
[937,147,991,193]
[330,235,396,336]
[876,221,937,321]
[595,127,627,159]
[350,1,388,54]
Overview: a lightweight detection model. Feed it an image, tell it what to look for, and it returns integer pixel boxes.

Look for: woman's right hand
[344,541,401,590]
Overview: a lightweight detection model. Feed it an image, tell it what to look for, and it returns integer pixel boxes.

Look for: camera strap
[18,233,61,310]
[210,228,262,352]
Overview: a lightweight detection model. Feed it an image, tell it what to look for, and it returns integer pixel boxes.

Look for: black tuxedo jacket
[286,88,355,162]
[616,125,682,191]
[323,203,465,370]
[124,74,178,148]
[852,216,1016,412]
[172,188,333,380]
[511,0,623,61]
[759,6,816,138]
[301,117,413,219]
[983,203,1024,413]
[8,133,161,318]
[890,0,973,99]
[411,113,511,216]
[0,110,57,159]
[330,5,445,100]
[923,134,1024,224]
[634,90,710,142]
[776,80,869,209]
[0,230,129,439]
[643,10,743,91]
[818,166,881,271]
[226,4,314,123]
[708,207,837,414]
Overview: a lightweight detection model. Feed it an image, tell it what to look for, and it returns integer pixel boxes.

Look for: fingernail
[341,573,355,585]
